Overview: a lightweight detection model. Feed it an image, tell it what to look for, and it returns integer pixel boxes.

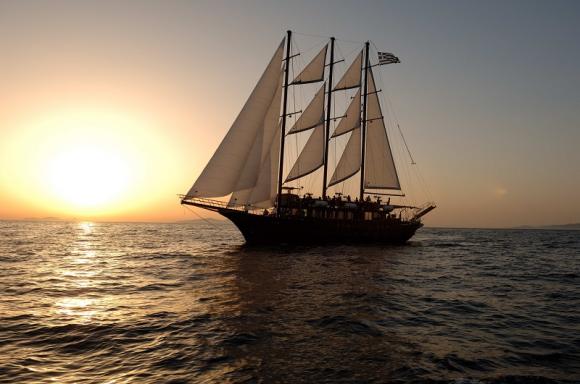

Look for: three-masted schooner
[181,31,435,244]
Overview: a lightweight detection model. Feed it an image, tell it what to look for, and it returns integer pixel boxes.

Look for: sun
[45,144,131,209]
[1,105,179,219]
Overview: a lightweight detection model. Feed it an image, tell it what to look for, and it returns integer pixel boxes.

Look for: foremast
[322,37,335,199]
[277,30,292,217]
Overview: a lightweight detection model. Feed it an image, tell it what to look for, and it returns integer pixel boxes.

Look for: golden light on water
[52,222,101,322]
[44,222,198,325]
[55,297,98,320]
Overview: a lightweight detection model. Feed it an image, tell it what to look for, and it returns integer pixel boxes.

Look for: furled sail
[185,40,284,198]
[292,44,328,85]
[328,128,361,186]
[331,89,361,137]
[287,83,325,134]
[285,123,325,182]
[333,51,362,91]
[364,68,401,190]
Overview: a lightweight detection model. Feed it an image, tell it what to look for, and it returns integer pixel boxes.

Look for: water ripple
[0,221,579,383]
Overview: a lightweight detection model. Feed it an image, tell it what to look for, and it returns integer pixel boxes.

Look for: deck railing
[180,196,252,212]
[412,201,437,220]
[181,195,436,221]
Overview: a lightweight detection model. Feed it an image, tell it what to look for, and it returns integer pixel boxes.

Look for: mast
[277,30,292,216]
[322,37,335,199]
[360,41,370,200]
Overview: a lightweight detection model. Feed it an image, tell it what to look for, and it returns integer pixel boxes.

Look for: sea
[0,220,579,384]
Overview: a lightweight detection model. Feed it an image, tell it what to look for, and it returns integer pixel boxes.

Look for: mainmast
[277,30,292,216]
[359,41,370,200]
[322,37,335,199]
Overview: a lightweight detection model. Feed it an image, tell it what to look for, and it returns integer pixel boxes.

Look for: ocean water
[0,220,579,384]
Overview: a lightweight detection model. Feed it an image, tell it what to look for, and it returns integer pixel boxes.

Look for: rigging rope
[182,203,219,229]
[397,124,416,165]
[367,43,435,205]
[294,31,364,45]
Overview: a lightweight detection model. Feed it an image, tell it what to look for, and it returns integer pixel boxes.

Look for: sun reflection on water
[79,221,94,234]
[49,222,109,323]
[71,249,96,265]
[55,297,98,319]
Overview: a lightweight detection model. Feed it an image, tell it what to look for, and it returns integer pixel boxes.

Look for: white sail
[228,132,262,199]
[287,84,326,134]
[331,89,361,137]
[228,82,283,208]
[292,44,327,84]
[364,68,400,190]
[249,128,281,207]
[229,127,281,208]
[333,51,362,91]
[185,40,284,198]
[232,67,282,191]
[328,128,361,187]
[285,123,325,182]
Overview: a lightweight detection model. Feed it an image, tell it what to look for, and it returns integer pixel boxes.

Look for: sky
[1,0,579,227]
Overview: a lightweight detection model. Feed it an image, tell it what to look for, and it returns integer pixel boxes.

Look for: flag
[378,52,400,65]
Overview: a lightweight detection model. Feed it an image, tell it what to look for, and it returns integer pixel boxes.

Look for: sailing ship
[181,31,435,244]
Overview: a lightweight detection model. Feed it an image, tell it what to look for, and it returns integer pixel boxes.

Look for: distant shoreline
[512,223,580,231]
[1,218,579,230]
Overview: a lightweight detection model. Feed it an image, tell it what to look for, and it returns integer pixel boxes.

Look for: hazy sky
[1,0,579,227]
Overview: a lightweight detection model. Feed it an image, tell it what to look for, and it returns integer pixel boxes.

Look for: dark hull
[218,208,422,245]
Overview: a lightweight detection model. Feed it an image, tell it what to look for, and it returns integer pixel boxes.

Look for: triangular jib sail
[292,44,328,85]
[287,84,326,134]
[364,68,400,190]
[328,128,361,186]
[334,51,362,91]
[185,39,285,201]
[285,123,325,182]
[331,89,361,137]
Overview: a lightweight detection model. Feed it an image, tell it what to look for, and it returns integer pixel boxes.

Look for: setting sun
[0,104,182,220]
[45,145,131,208]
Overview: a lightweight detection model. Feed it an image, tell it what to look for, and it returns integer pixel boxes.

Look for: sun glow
[30,109,144,215]
[0,105,180,219]
[45,145,131,208]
